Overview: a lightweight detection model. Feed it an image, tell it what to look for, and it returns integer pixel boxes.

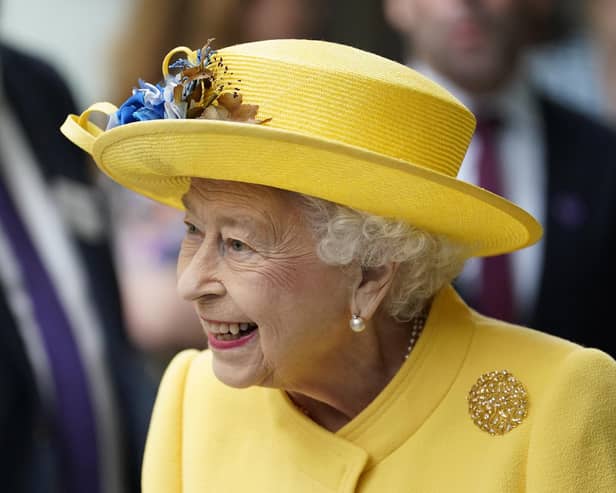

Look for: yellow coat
[142,286,616,492]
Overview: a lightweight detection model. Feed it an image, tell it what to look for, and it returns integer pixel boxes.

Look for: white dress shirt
[530,35,611,125]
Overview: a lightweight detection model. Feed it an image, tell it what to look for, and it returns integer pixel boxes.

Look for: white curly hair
[298,194,468,321]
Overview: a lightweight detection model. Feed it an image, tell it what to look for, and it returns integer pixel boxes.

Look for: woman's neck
[285,309,425,432]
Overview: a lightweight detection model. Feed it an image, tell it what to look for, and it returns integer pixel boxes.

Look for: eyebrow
[182,195,277,241]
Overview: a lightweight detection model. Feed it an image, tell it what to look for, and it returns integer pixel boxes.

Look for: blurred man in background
[384,0,616,357]
[0,36,155,493]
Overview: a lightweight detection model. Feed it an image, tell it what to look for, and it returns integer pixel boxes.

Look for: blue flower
[169,58,194,70]
[114,92,145,125]
[105,42,261,130]
[108,80,168,129]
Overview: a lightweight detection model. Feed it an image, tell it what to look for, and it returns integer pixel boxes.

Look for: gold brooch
[468,370,528,435]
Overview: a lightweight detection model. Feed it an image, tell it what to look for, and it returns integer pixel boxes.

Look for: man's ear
[351,262,399,320]
[383,0,416,35]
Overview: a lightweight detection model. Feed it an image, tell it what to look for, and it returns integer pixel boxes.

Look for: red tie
[476,116,514,322]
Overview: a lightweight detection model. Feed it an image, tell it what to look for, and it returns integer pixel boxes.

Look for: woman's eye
[229,239,247,252]
[184,222,198,234]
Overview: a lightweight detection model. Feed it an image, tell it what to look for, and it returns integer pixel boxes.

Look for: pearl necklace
[405,310,428,359]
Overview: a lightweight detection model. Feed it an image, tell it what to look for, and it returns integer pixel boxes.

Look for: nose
[177,238,226,301]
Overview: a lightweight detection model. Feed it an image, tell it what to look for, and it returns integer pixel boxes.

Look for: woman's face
[177,179,354,389]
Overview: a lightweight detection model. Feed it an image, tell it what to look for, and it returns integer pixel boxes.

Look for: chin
[211,354,264,389]
[448,62,505,93]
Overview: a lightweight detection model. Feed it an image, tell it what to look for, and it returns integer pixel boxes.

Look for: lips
[201,318,259,349]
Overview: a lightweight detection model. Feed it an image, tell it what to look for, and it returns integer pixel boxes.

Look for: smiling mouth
[201,320,259,341]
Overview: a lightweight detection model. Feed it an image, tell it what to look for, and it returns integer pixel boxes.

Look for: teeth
[202,320,257,335]
[218,333,233,341]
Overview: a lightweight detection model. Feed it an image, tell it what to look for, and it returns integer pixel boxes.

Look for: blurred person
[0,39,155,493]
[107,0,330,356]
[384,0,616,357]
[530,0,616,126]
[61,39,616,492]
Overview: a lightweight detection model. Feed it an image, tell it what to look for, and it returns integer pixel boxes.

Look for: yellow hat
[61,39,541,257]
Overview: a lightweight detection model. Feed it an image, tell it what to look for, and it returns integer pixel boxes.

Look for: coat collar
[269,285,476,471]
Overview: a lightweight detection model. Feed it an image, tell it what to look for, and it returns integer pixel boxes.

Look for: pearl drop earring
[349,314,366,333]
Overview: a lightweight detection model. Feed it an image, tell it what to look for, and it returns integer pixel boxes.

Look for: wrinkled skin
[177,179,356,390]
[176,179,410,431]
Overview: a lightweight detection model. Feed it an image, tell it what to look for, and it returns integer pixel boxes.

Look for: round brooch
[468,369,529,435]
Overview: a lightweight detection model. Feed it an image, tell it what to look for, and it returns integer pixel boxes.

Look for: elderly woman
[62,39,616,492]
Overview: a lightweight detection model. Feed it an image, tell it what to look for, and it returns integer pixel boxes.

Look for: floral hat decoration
[61,38,542,257]
[107,39,271,129]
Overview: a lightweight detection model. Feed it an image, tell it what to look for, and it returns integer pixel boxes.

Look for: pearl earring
[349,314,366,333]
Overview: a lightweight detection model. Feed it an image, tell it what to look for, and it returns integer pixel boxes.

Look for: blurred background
[0,0,402,107]
[0,0,588,108]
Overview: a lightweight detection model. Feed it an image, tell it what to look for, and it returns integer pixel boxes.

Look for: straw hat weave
[61,39,542,257]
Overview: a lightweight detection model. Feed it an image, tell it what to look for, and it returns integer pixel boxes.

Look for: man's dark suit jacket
[458,95,616,359]
[0,43,156,492]
[527,96,616,357]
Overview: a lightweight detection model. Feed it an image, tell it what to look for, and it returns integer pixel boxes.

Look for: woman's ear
[351,262,399,320]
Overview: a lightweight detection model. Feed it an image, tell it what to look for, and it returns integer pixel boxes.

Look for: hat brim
[91,119,541,257]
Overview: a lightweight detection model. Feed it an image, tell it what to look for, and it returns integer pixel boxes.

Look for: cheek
[224,265,291,321]
[225,262,352,369]
[246,261,351,329]
[298,267,352,321]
